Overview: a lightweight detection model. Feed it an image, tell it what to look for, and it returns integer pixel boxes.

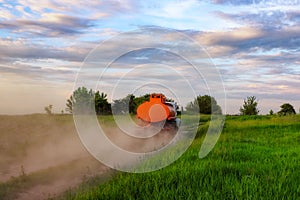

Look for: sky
[0,0,299,115]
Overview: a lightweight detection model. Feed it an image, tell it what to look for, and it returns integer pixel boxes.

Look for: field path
[0,115,108,199]
[15,157,108,200]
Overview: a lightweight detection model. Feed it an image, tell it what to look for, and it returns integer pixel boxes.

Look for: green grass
[62,114,300,200]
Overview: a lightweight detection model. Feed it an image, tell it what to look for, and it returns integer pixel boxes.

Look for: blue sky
[0,0,299,114]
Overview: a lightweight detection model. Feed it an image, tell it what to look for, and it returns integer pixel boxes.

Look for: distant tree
[129,95,136,114]
[44,104,53,115]
[112,94,136,114]
[269,109,274,115]
[240,96,259,115]
[278,103,296,116]
[95,91,111,115]
[112,98,127,114]
[66,87,94,114]
[66,95,74,114]
[66,87,111,115]
[186,95,222,114]
[185,100,198,113]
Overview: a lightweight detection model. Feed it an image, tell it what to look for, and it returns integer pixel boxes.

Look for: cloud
[0,0,140,37]
[237,49,299,69]
[0,1,299,114]
[16,0,139,17]
[216,9,300,29]
[0,38,91,62]
[210,7,300,53]
[286,10,300,23]
[210,0,256,5]
[210,0,300,6]
[0,13,96,37]
[198,26,258,44]
[225,77,300,101]
[193,25,300,58]
[0,8,15,19]
[0,60,78,83]
[0,37,86,84]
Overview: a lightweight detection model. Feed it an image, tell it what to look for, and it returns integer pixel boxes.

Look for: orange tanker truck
[136,93,181,129]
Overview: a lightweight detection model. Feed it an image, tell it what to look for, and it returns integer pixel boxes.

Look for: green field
[63,114,300,200]
[0,114,299,199]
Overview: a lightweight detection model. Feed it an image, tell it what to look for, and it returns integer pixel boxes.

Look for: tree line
[240,96,297,116]
[65,87,153,115]
[65,87,223,115]
[63,87,297,116]
[66,87,112,115]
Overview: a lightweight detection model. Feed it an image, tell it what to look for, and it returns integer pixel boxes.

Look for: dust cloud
[0,115,177,199]
[0,115,106,199]
[103,126,175,153]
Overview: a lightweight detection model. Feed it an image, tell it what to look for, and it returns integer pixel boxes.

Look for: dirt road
[0,115,108,199]
[0,114,176,199]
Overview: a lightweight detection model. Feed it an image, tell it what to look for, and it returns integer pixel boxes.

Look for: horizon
[1,0,299,115]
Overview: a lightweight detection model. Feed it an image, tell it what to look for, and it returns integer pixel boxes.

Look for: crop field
[0,114,299,199]
[64,115,300,199]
